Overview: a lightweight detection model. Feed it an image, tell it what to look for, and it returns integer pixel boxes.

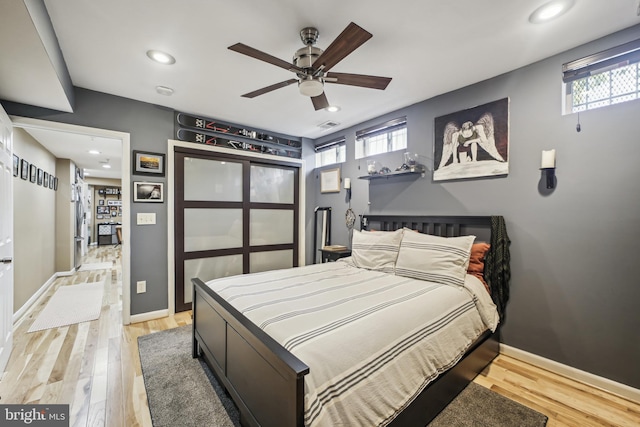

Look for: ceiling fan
[228,22,392,111]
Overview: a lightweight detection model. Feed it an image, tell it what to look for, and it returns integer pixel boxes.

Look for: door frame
[10,117,132,324]
[167,140,306,315]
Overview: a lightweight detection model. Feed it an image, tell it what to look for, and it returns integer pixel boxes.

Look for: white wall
[13,128,57,312]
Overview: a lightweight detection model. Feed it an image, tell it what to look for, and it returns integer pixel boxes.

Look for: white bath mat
[28,282,105,333]
[78,262,113,271]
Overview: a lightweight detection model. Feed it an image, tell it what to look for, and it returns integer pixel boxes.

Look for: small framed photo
[320,167,341,193]
[31,165,37,183]
[97,215,103,219]
[49,175,55,189]
[20,159,29,180]
[133,150,166,177]
[13,155,19,177]
[99,199,105,206]
[97,206,109,214]
[111,211,117,217]
[43,171,49,187]
[53,177,58,191]
[134,181,163,202]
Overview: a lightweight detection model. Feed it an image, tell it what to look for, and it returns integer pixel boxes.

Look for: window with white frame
[564,39,640,113]
[315,137,346,168]
[355,117,407,159]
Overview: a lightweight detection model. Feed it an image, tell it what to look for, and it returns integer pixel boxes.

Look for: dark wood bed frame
[192,215,502,426]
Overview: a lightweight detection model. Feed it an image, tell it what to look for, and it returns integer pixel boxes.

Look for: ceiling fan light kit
[299,77,324,97]
[228,22,392,111]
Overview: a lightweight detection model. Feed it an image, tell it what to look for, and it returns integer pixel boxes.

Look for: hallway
[0,244,191,426]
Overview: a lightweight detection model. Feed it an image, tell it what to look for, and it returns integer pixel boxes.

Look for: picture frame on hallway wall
[134,181,164,203]
[20,159,29,180]
[433,97,510,182]
[133,150,166,176]
[31,165,37,183]
[13,154,19,177]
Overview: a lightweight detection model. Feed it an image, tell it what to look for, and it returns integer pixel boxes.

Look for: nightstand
[319,248,352,263]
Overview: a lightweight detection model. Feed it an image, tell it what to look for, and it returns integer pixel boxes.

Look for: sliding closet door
[175,147,299,312]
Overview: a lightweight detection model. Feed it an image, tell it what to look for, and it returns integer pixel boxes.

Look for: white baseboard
[500,343,640,403]
[13,273,58,326]
[130,309,169,324]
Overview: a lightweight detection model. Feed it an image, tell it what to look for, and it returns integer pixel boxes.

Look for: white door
[0,104,13,372]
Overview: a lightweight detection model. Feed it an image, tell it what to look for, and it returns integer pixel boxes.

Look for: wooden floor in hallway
[0,245,638,426]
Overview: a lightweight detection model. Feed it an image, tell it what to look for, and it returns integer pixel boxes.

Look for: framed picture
[20,159,29,180]
[43,171,49,187]
[99,199,105,206]
[107,200,122,206]
[320,168,340,193]
[97,206,109,214]
[31,165,37,183]
[53,177,58,191]
[133,150,166,176]
[134,181,163,202]
[111,211,117,217]
[97,215,103,220]
[433,97,509,182]
[98,188,105,195]
[13,155,19,177]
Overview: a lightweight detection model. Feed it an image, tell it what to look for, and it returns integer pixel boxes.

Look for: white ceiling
[1,0,639,178]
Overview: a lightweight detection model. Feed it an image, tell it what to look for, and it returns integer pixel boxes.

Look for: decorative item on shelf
[540,149,556,189]
[367,160,378,175]
[403,151,426,173]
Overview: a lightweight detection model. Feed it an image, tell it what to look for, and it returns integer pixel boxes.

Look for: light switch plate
[137,213,156,225]
[136,280,146,293]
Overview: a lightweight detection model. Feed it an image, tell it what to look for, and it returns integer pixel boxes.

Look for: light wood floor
[1,246,639,426]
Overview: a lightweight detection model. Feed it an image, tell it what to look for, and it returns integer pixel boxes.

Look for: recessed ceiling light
[89,150,101,155]
[529,0,575,23]
[146,49,176,65]
[156,86,174,96]
[326,105,341,112]
[102,164,111,169]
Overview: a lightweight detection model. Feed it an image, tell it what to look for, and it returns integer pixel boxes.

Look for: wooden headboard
[360,214,510,321]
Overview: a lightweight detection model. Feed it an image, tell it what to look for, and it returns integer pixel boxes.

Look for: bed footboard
[192,278,309,427]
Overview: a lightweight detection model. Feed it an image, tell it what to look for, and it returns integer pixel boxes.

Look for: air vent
[318,120,340,130]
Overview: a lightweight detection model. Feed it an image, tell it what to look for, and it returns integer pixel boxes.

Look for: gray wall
[314,25,640,389]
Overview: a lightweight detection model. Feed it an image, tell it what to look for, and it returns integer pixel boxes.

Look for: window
[564,39,640,113]
[315,137,345,168]
[355,117,407,159]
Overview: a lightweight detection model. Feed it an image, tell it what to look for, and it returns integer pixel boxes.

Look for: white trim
[12,273,58,326]
[57,269,75,277]
[130,309,169,324]
[167,140,307,315]
[9,116,132,325]
[500,343,640,402]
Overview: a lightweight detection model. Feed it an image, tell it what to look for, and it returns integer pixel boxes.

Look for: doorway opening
[10,117,132,325]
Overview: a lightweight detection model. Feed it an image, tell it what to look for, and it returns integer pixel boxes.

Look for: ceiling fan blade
[311,92,330,110]
[229,43,304,74]
[325,72,392,90]
[241,79,299,98]
[312,22,372,73]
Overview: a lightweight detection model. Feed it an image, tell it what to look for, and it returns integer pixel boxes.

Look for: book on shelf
[322,245,348,252]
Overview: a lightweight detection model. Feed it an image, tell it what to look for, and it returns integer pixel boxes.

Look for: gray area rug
[139,326,547,427]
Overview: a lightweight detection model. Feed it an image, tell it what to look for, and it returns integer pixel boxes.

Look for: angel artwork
[433,98,509,181]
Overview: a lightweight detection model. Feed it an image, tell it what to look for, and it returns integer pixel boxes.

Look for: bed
[191,215,510,426]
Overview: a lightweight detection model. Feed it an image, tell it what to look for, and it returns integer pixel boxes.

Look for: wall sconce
[344,178,351,201]
[540,149,556,189]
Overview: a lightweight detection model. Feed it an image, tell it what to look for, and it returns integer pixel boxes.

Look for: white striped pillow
[351,229,403,273]
[395,231,475,287]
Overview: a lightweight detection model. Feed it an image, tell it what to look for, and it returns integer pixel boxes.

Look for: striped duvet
[206,259,499,426]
